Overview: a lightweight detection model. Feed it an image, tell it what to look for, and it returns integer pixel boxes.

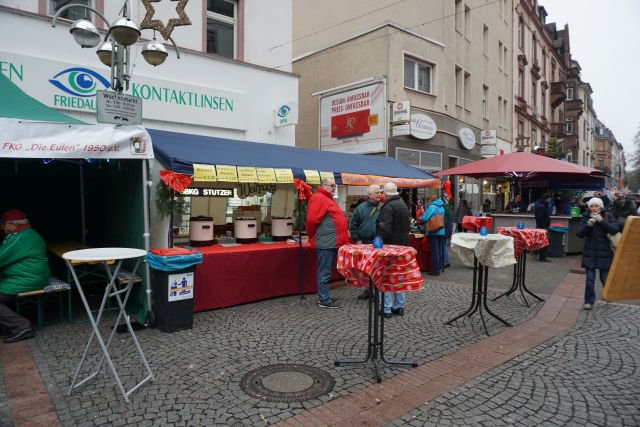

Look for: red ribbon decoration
[443,180,452,200]
[294,178,312,201]
[160,170,193,193]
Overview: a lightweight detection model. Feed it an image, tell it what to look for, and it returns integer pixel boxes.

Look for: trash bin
[147,248,203,333]
[548,224,569,258]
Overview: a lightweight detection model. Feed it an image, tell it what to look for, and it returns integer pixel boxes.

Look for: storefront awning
[149,129,439,187]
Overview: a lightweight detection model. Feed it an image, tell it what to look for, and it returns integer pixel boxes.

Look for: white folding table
[63,247,153,403]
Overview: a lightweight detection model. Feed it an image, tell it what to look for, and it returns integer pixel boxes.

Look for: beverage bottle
[373,236,384,249]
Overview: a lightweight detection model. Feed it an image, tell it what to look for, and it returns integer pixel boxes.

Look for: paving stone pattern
[0,365,13,427]
[391,302,640,426]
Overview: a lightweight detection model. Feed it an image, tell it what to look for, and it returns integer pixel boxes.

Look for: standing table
[335,244,423,382]
[63,248,153,403]
[493,227,549,306]
[462,215,494,233]
[448,233,516,335]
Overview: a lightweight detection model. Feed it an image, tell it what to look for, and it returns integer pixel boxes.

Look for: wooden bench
[16,277,73,329]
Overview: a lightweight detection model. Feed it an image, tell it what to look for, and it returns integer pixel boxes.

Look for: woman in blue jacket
[421,197,445,276]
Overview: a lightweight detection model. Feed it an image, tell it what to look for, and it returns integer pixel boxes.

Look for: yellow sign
[237,166,258,183]
[304,170,320,185]
[193,164,216,182]
[368,114,379,126]
[319,171,334,183]
[216,165,239,182]
[274,168,294,183]
[256,168,277,183]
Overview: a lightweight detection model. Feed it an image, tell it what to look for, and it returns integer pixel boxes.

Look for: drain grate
[240,364,335,402]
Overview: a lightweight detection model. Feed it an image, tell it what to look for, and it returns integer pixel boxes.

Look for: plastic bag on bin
[147,247,203,271]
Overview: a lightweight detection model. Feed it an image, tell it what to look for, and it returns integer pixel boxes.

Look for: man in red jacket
[306,177,349,309]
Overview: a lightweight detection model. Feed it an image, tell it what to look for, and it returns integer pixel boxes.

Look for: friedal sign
[97,90,142,125]
[180,187,233,197]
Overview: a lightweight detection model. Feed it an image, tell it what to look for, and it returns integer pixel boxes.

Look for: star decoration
[140,0,191,41]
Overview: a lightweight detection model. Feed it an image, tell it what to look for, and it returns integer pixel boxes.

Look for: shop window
[404,56,433,94]
[49,0,91,21]
[207,0,236,58]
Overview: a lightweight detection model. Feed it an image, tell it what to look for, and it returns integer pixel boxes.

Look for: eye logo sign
[49,67,110,97]
[277,105,291,118]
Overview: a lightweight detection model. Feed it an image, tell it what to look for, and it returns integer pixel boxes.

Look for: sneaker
[381,312,393,319]
[3,328,35,344]
[331,297,341,303]
[583,303,593,310]
[391,308,404,316]
[318,300,341,309]
[357,290,370,300]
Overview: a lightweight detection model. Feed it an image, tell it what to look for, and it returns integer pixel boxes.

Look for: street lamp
[52,0,182,92]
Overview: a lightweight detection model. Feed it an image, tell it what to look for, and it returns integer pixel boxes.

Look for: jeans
[443,237,450,267]
[315,248,337,304]
[383,292,405,313]
[584,268,608,305]
[428,235,444,273]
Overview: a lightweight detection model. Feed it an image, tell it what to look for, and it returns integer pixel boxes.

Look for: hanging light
[96,41,113,66]
[110,17,140,46]
[69,19,101,48]
[142,42,168,66]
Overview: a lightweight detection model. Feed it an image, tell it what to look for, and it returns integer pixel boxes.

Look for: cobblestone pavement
[1,251,638,426]
[0,365,11,427]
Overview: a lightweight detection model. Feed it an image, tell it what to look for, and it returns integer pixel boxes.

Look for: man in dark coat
[376,183,410,318]
[534,193,552,262]
[576,197,620,310]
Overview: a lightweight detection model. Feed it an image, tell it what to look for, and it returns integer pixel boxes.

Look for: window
[542,52,547,76]
[566,85,574,101]
[504,46,508,71]
[404,57,433,94]
[503,99,508,128]
[455,66,463,106]
[207,0,236,58]
[518,69,524,97]
[464,5,471,38]
[518,120,524,137]
[532,35,537,62]
[531,81,537,110]
[464,71,471,110]
[49,0,91,20]
[483,25,489,56]
[598,158,604,168]
[498,41,503,70]
[455,0,464,33]
[551,60,556,80]
[498,95,503,127]
[518,17,524,49]
[541,89,546,118]
[396,148,443,171]
[531,128,537,144]
[566,117,574,134]
[482,85,489,119]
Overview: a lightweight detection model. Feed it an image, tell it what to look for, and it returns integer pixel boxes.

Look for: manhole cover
[240,364,335,402]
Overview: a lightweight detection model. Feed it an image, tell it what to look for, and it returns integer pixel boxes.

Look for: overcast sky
[541,0,640,156]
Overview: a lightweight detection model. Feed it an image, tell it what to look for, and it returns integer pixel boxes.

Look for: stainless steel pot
[234,217,258,243]
[271,216,293,241]
[189,216,214,246]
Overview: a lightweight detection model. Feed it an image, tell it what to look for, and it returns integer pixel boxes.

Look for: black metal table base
[335,280,417,383]
[491,251,545,307]
[445,257,512,336]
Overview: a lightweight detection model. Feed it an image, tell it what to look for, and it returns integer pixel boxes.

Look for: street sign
[96,90,142,125]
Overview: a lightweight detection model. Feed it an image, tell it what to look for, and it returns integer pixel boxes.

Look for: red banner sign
[331,109,370,138]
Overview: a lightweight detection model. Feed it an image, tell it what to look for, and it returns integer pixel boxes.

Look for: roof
[149,128,438,186]
[0,72,84,124]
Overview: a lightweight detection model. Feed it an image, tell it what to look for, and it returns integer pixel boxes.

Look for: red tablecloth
[408,234,432,272]
[337,244,424,293]
[193,242,321,311]
[462,216,494,232]
[497,227,549,258]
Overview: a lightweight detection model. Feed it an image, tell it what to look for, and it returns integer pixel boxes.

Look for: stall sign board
[193,163,216,181]
[179,187,233,197]
[237,166,258,183]
[168,272,194,302]
[216,165,238,182]
[603,216,640,301]
[96,90,142,125]
[256,167,277,183]
[319,171,335,182]
[304,170,320,185]
[274,168,294,183]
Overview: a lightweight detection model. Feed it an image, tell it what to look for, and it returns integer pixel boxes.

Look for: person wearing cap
[349,185,383,300]
[0,209,49,343]
[576,197,620,310]
[376,182,410,318]
[306,178,350,309]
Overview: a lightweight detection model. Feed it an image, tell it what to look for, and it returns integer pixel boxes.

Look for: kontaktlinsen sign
[1,51,248,130]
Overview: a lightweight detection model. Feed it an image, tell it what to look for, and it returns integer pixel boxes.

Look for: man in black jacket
[376,183,410,318]
[534,193,552,262]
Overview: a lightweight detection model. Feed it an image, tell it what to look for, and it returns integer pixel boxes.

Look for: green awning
[0,72,85,124]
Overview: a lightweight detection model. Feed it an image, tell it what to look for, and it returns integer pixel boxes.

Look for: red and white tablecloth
[337,244,424,293]
[462,215,494,232]
[497,227,549,258]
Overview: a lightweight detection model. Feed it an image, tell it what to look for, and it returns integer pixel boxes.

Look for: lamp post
[52,0,182,93]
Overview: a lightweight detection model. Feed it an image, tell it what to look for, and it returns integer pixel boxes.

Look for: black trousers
[0,293,31,334]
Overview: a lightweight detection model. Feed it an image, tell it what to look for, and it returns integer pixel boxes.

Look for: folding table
[63,248,153,403]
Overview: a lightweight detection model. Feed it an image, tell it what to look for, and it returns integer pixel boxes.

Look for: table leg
[491,252,544,306]
[335,280,375,366]
[520,252,545,303]
[491,259,521,302]
[445,257,480,324]
[479,265,512,330]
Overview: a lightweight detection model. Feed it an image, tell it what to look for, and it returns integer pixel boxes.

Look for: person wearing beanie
[576,197,620,310]
[376,182,410,318]
[0,209,49,343]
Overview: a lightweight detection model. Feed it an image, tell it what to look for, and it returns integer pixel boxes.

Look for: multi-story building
[594,120,626,188]
[578,77,595,168]
[292,0,514,207]
[512,0,564,155]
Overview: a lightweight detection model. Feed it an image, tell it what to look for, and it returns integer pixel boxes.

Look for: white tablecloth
[451,233,516,268]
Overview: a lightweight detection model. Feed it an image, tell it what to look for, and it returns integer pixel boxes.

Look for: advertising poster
[319,81,386,154]
[168,272,194,302]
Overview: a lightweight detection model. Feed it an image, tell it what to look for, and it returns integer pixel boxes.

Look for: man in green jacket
[349,184,383,300]
[0,209,49,343]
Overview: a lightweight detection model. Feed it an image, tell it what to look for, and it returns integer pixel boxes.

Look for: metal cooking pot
[234,217,257,243]
[189,216,214,246]
[271,216,293,241]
